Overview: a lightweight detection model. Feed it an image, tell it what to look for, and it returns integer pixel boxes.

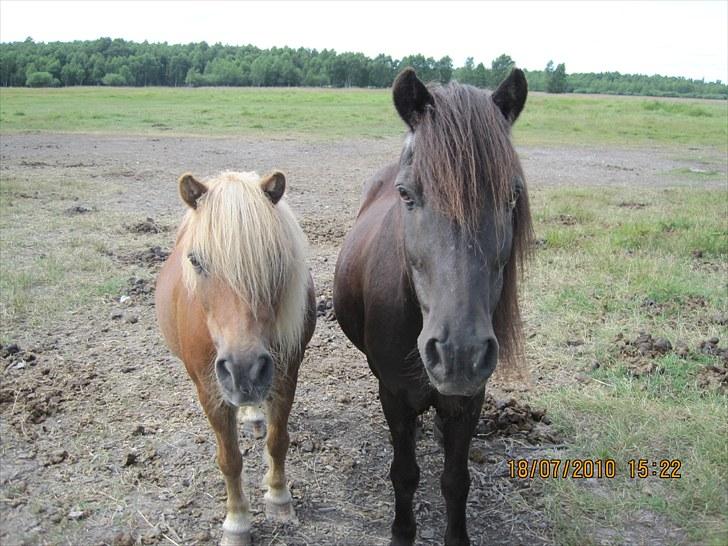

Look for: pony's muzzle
[215,350,274,406]
[422,336,498,396]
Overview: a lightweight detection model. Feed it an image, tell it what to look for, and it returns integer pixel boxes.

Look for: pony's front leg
[262,361,300,523]
[380,383,420,546]
[437,392,484,546]
[198,388,251,546]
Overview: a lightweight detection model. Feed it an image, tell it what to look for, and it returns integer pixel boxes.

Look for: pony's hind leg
[262,361,300,523]
[239,404,267,439]
[197,387,252,546]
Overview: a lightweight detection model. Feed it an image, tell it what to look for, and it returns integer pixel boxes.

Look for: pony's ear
[492,68,528,125]
[260,171,286,205]
[393,67,434,130]
[179,173,208,209]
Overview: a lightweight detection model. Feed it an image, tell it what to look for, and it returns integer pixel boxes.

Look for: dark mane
[412,81,534,370]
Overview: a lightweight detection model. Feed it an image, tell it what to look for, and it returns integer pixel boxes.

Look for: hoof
[242,419,267,439]
[220,529,251,546]
[265,497,298,524]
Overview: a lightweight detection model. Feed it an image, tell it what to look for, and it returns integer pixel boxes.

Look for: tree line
[1,38,725,99]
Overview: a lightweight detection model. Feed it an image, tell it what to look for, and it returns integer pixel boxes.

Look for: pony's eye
[508,189,520,210]
[188,253,206,274]
[397,186,415,209]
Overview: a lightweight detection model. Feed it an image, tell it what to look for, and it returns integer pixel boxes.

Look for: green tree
[398,54,436,82]
[489,53,515,87]
[184,67,208,87]
[26,71,56,87]
[369,54,395,87]
[101,72,127,86]
[545,61,567,93]
[473,63,488,88]
[60,62,85,86]
[1,39,726,97]
[454,57,476,84]
[435,56,453,83]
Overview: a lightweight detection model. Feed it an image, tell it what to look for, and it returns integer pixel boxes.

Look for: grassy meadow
[1,87,726,544]
[0,86,726,149]
[522,186,727,545]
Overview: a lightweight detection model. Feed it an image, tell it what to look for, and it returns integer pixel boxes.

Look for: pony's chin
[425,372,486,398]
[433,384,484,398]
[222,389,268,408]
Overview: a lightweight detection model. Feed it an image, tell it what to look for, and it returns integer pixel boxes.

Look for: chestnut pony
[334,69,532,546]
[156,171,315,546]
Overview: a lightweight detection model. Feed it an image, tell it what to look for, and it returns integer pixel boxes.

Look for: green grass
[0,87,726,149]
[0,176,134,331]
[522,186,728,544]
[539,388,727,545]
[0,87,399,140]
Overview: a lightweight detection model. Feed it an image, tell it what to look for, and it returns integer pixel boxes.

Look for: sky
[0,0,726,82]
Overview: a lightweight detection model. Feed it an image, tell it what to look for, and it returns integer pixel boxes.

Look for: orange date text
[507,458,617,479]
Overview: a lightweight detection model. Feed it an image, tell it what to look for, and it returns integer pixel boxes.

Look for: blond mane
[178,171,309,363]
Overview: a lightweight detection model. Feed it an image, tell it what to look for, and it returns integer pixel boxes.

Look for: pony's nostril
[475,338,499,378]
[249,354,272,384]
[425,338,440,367]
[216,358,230,379]
[216,358,240,390]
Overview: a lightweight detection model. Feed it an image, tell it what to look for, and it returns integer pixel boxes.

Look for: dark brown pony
[334,69,532,546]
[156,171,315,546]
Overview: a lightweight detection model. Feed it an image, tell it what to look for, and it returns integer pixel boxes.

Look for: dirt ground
[0,133,724,546]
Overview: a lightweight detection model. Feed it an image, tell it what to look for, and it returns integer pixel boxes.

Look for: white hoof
[265,498,298,524]
[264,488,297,523]
[220,529,251,546]
[221,512,251,546]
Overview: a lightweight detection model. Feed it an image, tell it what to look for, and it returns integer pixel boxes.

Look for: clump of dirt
[121,246,169,267]
[125,276,154,299]
[696,362,728,394]
[640,295,707,317]
[476,396,561,445]
[619,332,673,358]
[711,312,728,326]
[614,332,676,377]
[19,159,52,167]
[126,217,169,234]
[316,297,336,321]
[555,214,576,225]
[689,251,726,273]
[698,337,728,363]
[64,205,93,215]
[0,343,39,372]
[617,201,648,209]
[1,384,64,425]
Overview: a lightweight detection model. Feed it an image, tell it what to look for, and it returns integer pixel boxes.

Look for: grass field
[0,86,726,149]
[523,186,727,545]
[1,87,726,544]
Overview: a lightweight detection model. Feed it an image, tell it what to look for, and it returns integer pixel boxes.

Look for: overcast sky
[1,0,726,82]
